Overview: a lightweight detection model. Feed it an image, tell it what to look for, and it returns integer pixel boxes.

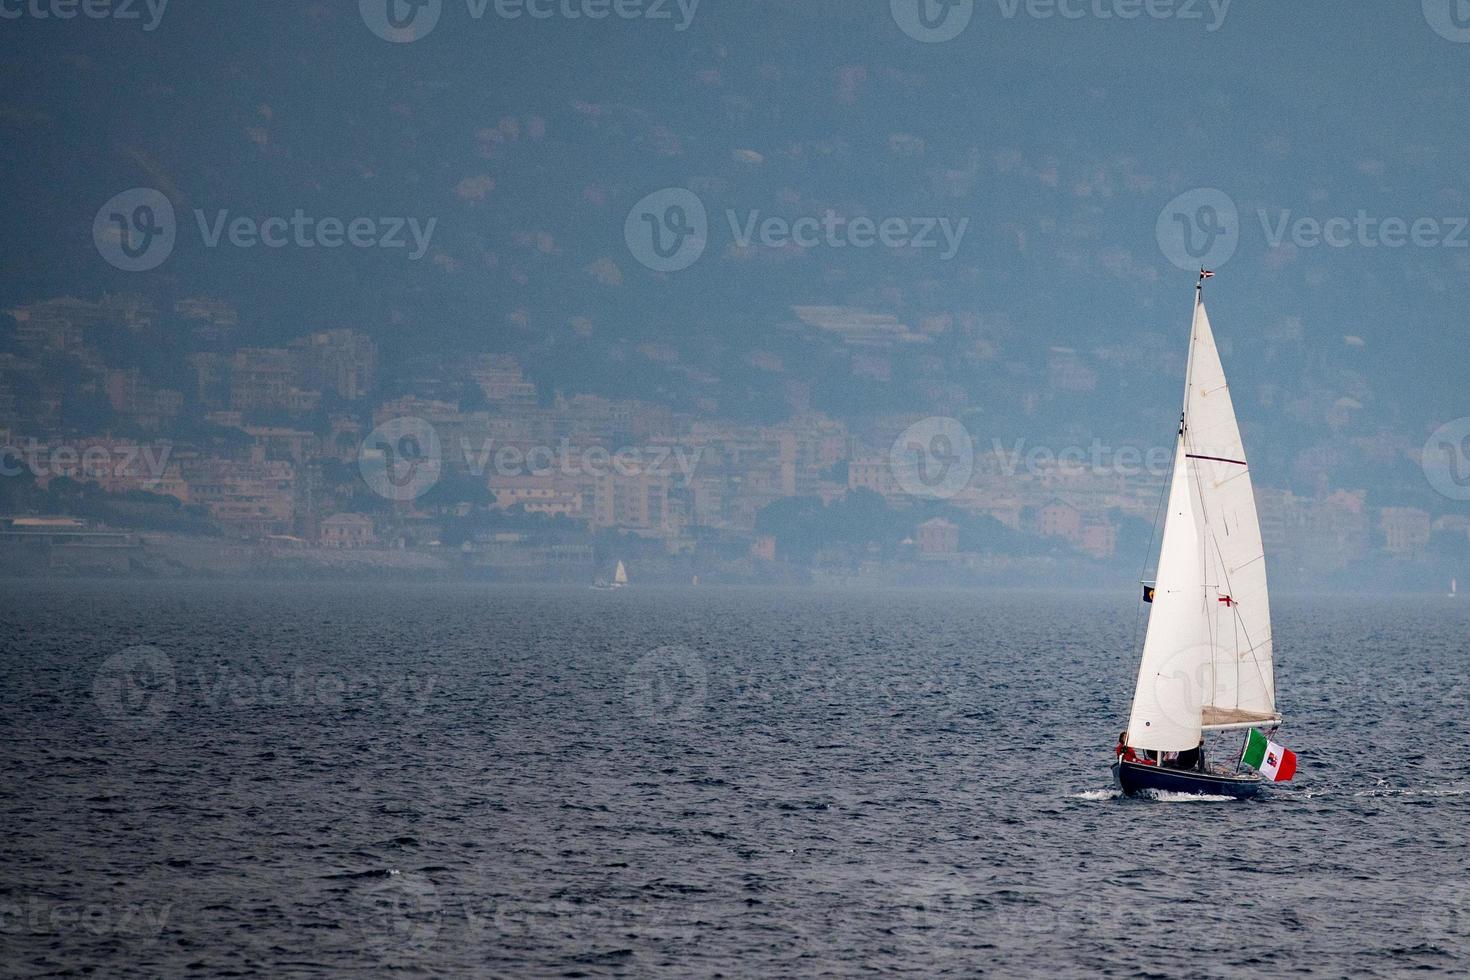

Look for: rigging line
[1233,572,1241,708]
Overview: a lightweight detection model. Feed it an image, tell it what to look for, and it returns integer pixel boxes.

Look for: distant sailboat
[592,561,629,590]
[1114,274,1281,799]
[1451,578,1459,599]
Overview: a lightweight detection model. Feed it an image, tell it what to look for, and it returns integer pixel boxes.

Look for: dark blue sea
[2,581,1468,977]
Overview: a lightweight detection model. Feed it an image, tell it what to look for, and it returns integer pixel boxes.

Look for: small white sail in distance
[613,560,629,586]
[1126,291,1279,752]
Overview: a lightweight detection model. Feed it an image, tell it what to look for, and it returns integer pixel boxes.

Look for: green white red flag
[1241,729,1296,781]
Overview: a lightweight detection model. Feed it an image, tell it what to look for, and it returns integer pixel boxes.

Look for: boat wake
[1069,787,1241,803]
[1137,789,1239,803]
[1351,786,1470,799]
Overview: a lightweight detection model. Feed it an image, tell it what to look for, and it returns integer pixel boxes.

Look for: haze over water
[3,581,1467,976]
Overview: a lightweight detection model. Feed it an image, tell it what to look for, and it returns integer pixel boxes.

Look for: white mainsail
[613,560,629,586]
[1184,298,1276,730]
[1126,290,1278,752]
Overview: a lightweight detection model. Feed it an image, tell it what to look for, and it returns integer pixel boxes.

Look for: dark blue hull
[1112,759,1260,799]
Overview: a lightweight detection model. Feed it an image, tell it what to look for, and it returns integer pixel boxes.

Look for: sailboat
[1451,578,1458,599]
[1114,273,1280,799]
[591,561,629,590]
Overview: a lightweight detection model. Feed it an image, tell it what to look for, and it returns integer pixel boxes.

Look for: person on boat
[1164,739,1206,772]
[1114,731,1146,764]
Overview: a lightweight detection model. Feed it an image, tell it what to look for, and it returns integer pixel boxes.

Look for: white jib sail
[1126,438,1208,752]
[1183,298,1277,728]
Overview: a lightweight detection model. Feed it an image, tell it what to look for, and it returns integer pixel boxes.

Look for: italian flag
[1241,729,1297,782]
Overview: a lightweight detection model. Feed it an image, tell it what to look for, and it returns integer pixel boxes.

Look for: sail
[1126,439,1208,751]
[613,561,628,585]
[1184,298,1277,727]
